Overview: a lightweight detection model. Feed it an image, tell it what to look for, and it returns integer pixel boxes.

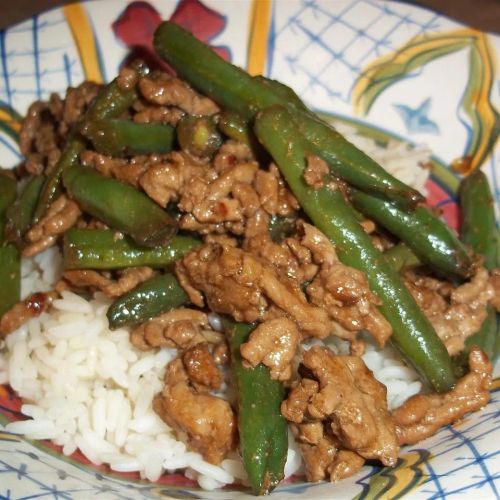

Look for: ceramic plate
[0,1,499,498]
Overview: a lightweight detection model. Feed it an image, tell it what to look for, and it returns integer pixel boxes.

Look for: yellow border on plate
[247,0,272,75]
[0,109,20,134]
[63,3,103,83]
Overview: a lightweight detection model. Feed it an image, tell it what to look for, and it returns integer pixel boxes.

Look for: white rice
[20,245,63,299]
[0,128,431,489]
[1,283,257,487]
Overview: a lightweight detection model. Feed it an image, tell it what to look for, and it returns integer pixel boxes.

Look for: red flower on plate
[112,0,230,71]
[424,178,459,231]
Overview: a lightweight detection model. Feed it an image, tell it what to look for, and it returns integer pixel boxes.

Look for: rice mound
[0,286,253,489]
[0,126,430,490]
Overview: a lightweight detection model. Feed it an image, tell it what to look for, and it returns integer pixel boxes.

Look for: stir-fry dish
[0,22,499,495]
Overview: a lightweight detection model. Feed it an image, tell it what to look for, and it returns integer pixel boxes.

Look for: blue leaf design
[393,97,440,135]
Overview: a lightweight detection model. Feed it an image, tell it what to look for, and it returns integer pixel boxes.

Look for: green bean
[87,68,144,121]
[453,169,499,373]
[82,119,175,157]
[0,174,17,244]
[34,76,140,222]
[384,243,421,272]
[5,175,45,246]
[176,115,222,157]
[254,105,455,392]
[64,229,200,270]
[459,169,498,270]
[0,177,21,318]
[260,79,420,207]
[255,76,309,111]
[32,135,83,223]
[0,174,17,214]
[154,22,282,120]
[291,110,423,207]
[107,273,188,329]
[350,189,473,278]
[453,305,496,377]
[62,165,177,248]
[153,21,423,207]
[0,245,20,318]
[222,318,288,495]
[218,110,253,145]
[218,110,268,162]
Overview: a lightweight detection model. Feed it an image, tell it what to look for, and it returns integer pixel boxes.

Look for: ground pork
[80,150,149,188]
[490,268,500,311]
[63,267,155,298]
[244,226,318,288]
[300,223,392,346]
[182,343,223,390]
[293,422,365,483]
[392,347,491,445]
[116,66,140,91]
[132,101,184,125]
[140,151,208,208]
[282,346,399,468]
[23,195,81,257]
[177,145,297,236]
[240,318,301,380]
[176,243,331,338]
[405,268,495,355]
[297,431,338,482]
[153,358,236,464]
[19,82,100,175]
[303,155,329,190]
[0,291,58,337]
[130,308,223,351]
[139,72,219,116]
